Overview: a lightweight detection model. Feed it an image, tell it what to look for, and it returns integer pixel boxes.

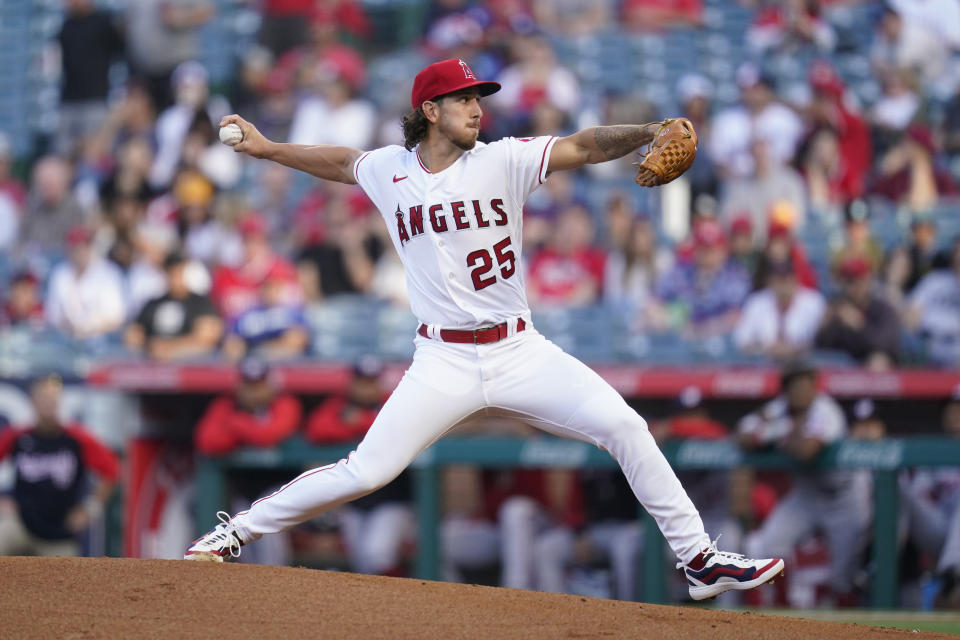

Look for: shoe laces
[216,510,242,559]
[678,534,744,569]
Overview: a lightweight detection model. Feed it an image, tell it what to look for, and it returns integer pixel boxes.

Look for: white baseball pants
[233,328,711,565]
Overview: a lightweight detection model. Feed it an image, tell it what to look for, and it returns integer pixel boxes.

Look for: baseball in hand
[219,123,243,146]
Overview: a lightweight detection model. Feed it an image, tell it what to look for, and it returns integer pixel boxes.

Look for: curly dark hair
[401,108,430,151]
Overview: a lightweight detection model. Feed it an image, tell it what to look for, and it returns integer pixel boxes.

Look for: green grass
[759,609,960,635]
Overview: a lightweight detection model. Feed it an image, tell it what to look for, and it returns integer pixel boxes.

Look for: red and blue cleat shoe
[681,539,784,601]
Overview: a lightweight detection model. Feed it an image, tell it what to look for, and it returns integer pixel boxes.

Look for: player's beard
[439,119,479,151]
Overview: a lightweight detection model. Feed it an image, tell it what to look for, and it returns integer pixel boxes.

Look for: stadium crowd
[0,0,959,610]
[0,0,957,368]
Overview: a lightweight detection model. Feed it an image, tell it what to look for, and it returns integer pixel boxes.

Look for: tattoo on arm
[593,124,657,161]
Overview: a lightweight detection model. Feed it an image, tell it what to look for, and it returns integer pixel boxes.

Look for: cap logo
[458,59,475,80]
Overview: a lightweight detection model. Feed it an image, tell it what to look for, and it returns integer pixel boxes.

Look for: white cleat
[681,538,784,601]
[184,511,244,562]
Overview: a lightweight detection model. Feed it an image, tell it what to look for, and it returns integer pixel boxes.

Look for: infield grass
[757,609,960,635]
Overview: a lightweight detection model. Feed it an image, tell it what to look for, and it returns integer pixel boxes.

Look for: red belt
[417,318,526,344]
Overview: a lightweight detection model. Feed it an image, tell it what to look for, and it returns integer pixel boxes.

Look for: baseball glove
[634,118,698,187]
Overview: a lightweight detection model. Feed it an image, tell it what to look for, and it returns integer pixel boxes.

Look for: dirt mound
[0,557,948,639]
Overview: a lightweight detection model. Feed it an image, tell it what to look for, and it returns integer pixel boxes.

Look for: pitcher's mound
[0,557,946,639]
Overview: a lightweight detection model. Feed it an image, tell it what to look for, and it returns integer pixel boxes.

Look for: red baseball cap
[411,58,500,110]
[730,216,753,236]
[693,219,727,248]
[66,225,93,247]
[238,214,268,239]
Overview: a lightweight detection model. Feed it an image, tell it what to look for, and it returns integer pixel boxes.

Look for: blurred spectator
[728,217,760,276]
[194,356,302,456]
[622,0,704,31]
[870,69,920,155]
[871,4,955,98]
[883,214,943,310]
[275,11,368,99]
[676,73,718,198]
[0,271,45,329]
[904,214,946,291]
[258,0,314,57]
[604,214,674,320]
[815,256,902,369]
[56,0,124,157]
[369,208,409,307]
[0,191,18,253]
[443,465,582,590]
[247,164,299,253]
[150,62,233,190]
[0,133,26,208]
[157,171,242,267]
[230,47,276,125]
[734,258,826,360]
[223,274,310,361]
[46,226,126,340]
[126,0,216,110]
[212,214,301,321]
[288,70,376,149]
[746,0,836,55]
[526,204,606,308]
[740,362,870,606]
[803,61,872,209]
[100,194,147,272]
[830,200,884,277]
[0,374,119,557]
[99,136,155,215]
[653,219,750,337]
[532,0,611,36]
[907,237,960,367]
[534,469,640,600]
[125,252,223,362]
[126,220,179,316]
[305,356,412,576]
[305,356,384,444]
[753,220,819,291]
[708,64,804,178]
[93,84,158,164]
[491,36,579,135]
[523,171,580,252]
[601,192,634,258]
[720,138,807,239]
[296,194,381,301]
[888,0,960,46]
[869,126,958,210]
[882,245,913,313]
[20,156,87,258]
[898,387,960,608]
[944,87,960,158]
[847,398,887,442]
[934,387,960,608]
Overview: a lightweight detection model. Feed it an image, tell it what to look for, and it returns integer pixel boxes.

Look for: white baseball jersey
[353,136,557,329]
[222,132,720,574]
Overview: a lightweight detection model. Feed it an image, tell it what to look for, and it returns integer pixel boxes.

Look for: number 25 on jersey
[466,236,516,291]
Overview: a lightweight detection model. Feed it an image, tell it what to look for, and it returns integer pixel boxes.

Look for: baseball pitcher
[186,58,782,601]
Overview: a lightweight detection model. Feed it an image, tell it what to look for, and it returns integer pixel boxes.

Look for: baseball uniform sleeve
[68,426,121,482]
[352,146,403,212]
[804,396,846,443]
[494,136,558,206]
[0,427,19,460]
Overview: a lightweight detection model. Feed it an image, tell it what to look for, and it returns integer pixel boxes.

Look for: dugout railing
[195,435,960,609]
